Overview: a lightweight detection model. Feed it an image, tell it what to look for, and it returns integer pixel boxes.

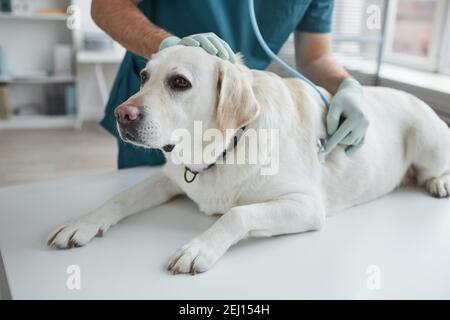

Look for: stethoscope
[248,0,330,157]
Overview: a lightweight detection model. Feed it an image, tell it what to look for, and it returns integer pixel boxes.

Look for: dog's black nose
[115,105,144,125]
[163,144,175,152]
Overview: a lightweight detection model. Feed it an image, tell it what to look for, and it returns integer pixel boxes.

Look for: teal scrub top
[101,0,334,169]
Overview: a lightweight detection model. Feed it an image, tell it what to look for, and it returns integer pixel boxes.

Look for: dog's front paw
[167,238,224,275]
[47,219,106,249]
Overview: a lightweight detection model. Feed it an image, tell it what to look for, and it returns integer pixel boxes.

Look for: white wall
[72,0,103,35]
[0,1,72,116]
[0,0,71,75]
[0,20,71,76]
[72,0,124,122]
[77,63,121,121]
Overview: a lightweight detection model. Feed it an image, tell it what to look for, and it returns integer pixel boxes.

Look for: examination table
[1,167,449,299]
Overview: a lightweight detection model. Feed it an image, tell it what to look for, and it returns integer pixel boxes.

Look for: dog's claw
[167,252,183,271]
[68,239,78,248]
[47,227,65,247]
[190,256,198,275]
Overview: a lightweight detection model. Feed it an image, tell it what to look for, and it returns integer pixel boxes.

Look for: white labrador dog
[48,46,450,274]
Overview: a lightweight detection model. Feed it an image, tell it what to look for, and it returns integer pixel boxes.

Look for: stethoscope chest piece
[317,138,328,164]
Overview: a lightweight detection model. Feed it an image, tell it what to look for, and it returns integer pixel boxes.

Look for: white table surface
[1,167,450,300]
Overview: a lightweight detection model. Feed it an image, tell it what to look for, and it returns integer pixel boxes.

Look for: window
[328,0,450,75]
[384,0,448,72]
[441,7,450,75]
[331,0,386,74]
[447,54,450,73]
[391,0,437,58]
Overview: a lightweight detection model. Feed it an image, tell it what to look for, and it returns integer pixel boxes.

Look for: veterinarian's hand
[324,79,369,156]
[159,33,236,63]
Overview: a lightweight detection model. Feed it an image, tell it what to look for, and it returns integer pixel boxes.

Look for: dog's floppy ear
[216,61,260,132]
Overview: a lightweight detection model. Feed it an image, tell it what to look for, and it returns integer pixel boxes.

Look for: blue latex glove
[324,79,369,156]
[159,33,236,63]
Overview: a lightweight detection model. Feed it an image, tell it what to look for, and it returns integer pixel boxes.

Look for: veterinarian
[92,0,369,169]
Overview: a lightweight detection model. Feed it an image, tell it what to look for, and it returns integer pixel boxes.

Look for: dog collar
[183,126,246,184]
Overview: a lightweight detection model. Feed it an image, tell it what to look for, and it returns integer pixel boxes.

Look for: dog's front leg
[48,171,182,248]
[168,193,325,274]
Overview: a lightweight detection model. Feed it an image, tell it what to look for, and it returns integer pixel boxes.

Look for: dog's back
[264,75,450,211]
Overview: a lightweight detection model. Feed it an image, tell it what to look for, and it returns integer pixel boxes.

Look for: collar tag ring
[184,167,198,183]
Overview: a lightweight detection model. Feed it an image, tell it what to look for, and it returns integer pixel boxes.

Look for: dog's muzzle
[115,105,160,145]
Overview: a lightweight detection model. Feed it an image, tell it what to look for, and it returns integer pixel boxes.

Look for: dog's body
[49,46,450,274]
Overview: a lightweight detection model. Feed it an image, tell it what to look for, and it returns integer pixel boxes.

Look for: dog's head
[115,46,260,151]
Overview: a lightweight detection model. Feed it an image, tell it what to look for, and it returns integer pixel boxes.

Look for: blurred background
[0,0,449,187]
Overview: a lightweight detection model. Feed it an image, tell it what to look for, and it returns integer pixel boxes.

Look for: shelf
[77,50,126,64]
[0,75,76,84]
[0,115,77,130]
[333,34,383,44]
[0,12,67,21]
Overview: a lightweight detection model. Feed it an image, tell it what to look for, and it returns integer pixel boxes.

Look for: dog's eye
[168,75,192,91]
[140,70,149,86]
